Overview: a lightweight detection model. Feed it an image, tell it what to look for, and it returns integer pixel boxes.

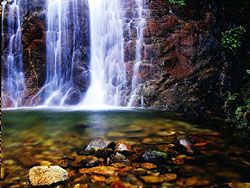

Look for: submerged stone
[82,156,99,168]
[176,138,194,154]
[85,137,109,151]
[79,166,117,176]
[157,131,176,136]
[177,176,210,187]
[111,153,130,164]
[40,161,52,166]
[106,176,120,185]
[91,175,106,183]
[1,167,4,180]
[140,151,168,164]
[229,183,250,188]
[115,143,131,153]
[72,156,99,168]
[140,163,157,170]
[141,176,165,184]
[140,174,177,184]
[73,184,89,188]
[164,173,178,181]
[28,166,69,186]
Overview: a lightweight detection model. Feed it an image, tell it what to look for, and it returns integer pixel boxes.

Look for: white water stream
[2,0,148,108]
[1,0,26,107]
[38,0,86,106]
[81,0,126,106]
[83,0,147,107]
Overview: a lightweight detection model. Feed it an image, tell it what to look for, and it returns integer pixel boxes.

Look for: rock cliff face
[21,1,47,104]
[123,0,227,117]
[1,0,231,117]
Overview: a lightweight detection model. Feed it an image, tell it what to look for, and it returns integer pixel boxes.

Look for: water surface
[1,109,250,187]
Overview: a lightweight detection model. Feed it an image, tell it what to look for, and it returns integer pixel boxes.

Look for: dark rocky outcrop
[121,0,227,118]
[21,6,47,103]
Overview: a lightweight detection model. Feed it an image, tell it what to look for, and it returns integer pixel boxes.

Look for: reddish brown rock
[140,163,157,170]
[79,166,118,176]
[115,143,132,153]
[90,175,106,183]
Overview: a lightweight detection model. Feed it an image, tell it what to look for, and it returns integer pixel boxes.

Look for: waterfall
[82,0,147,107]
[1,0,148,108]
[81,0,126,106]
[1,0,26,107]
[1,1,6,49]
[38,0,87,106]
[127,0,147,107]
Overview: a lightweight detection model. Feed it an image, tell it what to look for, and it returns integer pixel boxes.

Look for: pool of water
[1,109,250,187]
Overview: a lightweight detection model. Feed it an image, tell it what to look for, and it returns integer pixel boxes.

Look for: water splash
[1,0,26,107]
[81,0,126,106]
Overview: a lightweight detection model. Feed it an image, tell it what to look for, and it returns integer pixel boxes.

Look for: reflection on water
[1,109,250,187]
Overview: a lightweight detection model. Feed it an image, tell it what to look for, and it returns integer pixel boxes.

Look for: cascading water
[1,0,148,108]
[1,1,6,49]
[127,0,147,107]
[82,0,148,107]
[1,0,26,107]
[81,0,126,106]
[37,0,87,106]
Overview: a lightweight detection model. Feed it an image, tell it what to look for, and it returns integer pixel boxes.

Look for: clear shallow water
[1,110,250,187]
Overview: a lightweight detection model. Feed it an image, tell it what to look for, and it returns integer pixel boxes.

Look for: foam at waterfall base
[3,105,142,112]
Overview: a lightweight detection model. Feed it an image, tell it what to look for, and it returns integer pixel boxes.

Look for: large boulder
[28,166,69,186]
